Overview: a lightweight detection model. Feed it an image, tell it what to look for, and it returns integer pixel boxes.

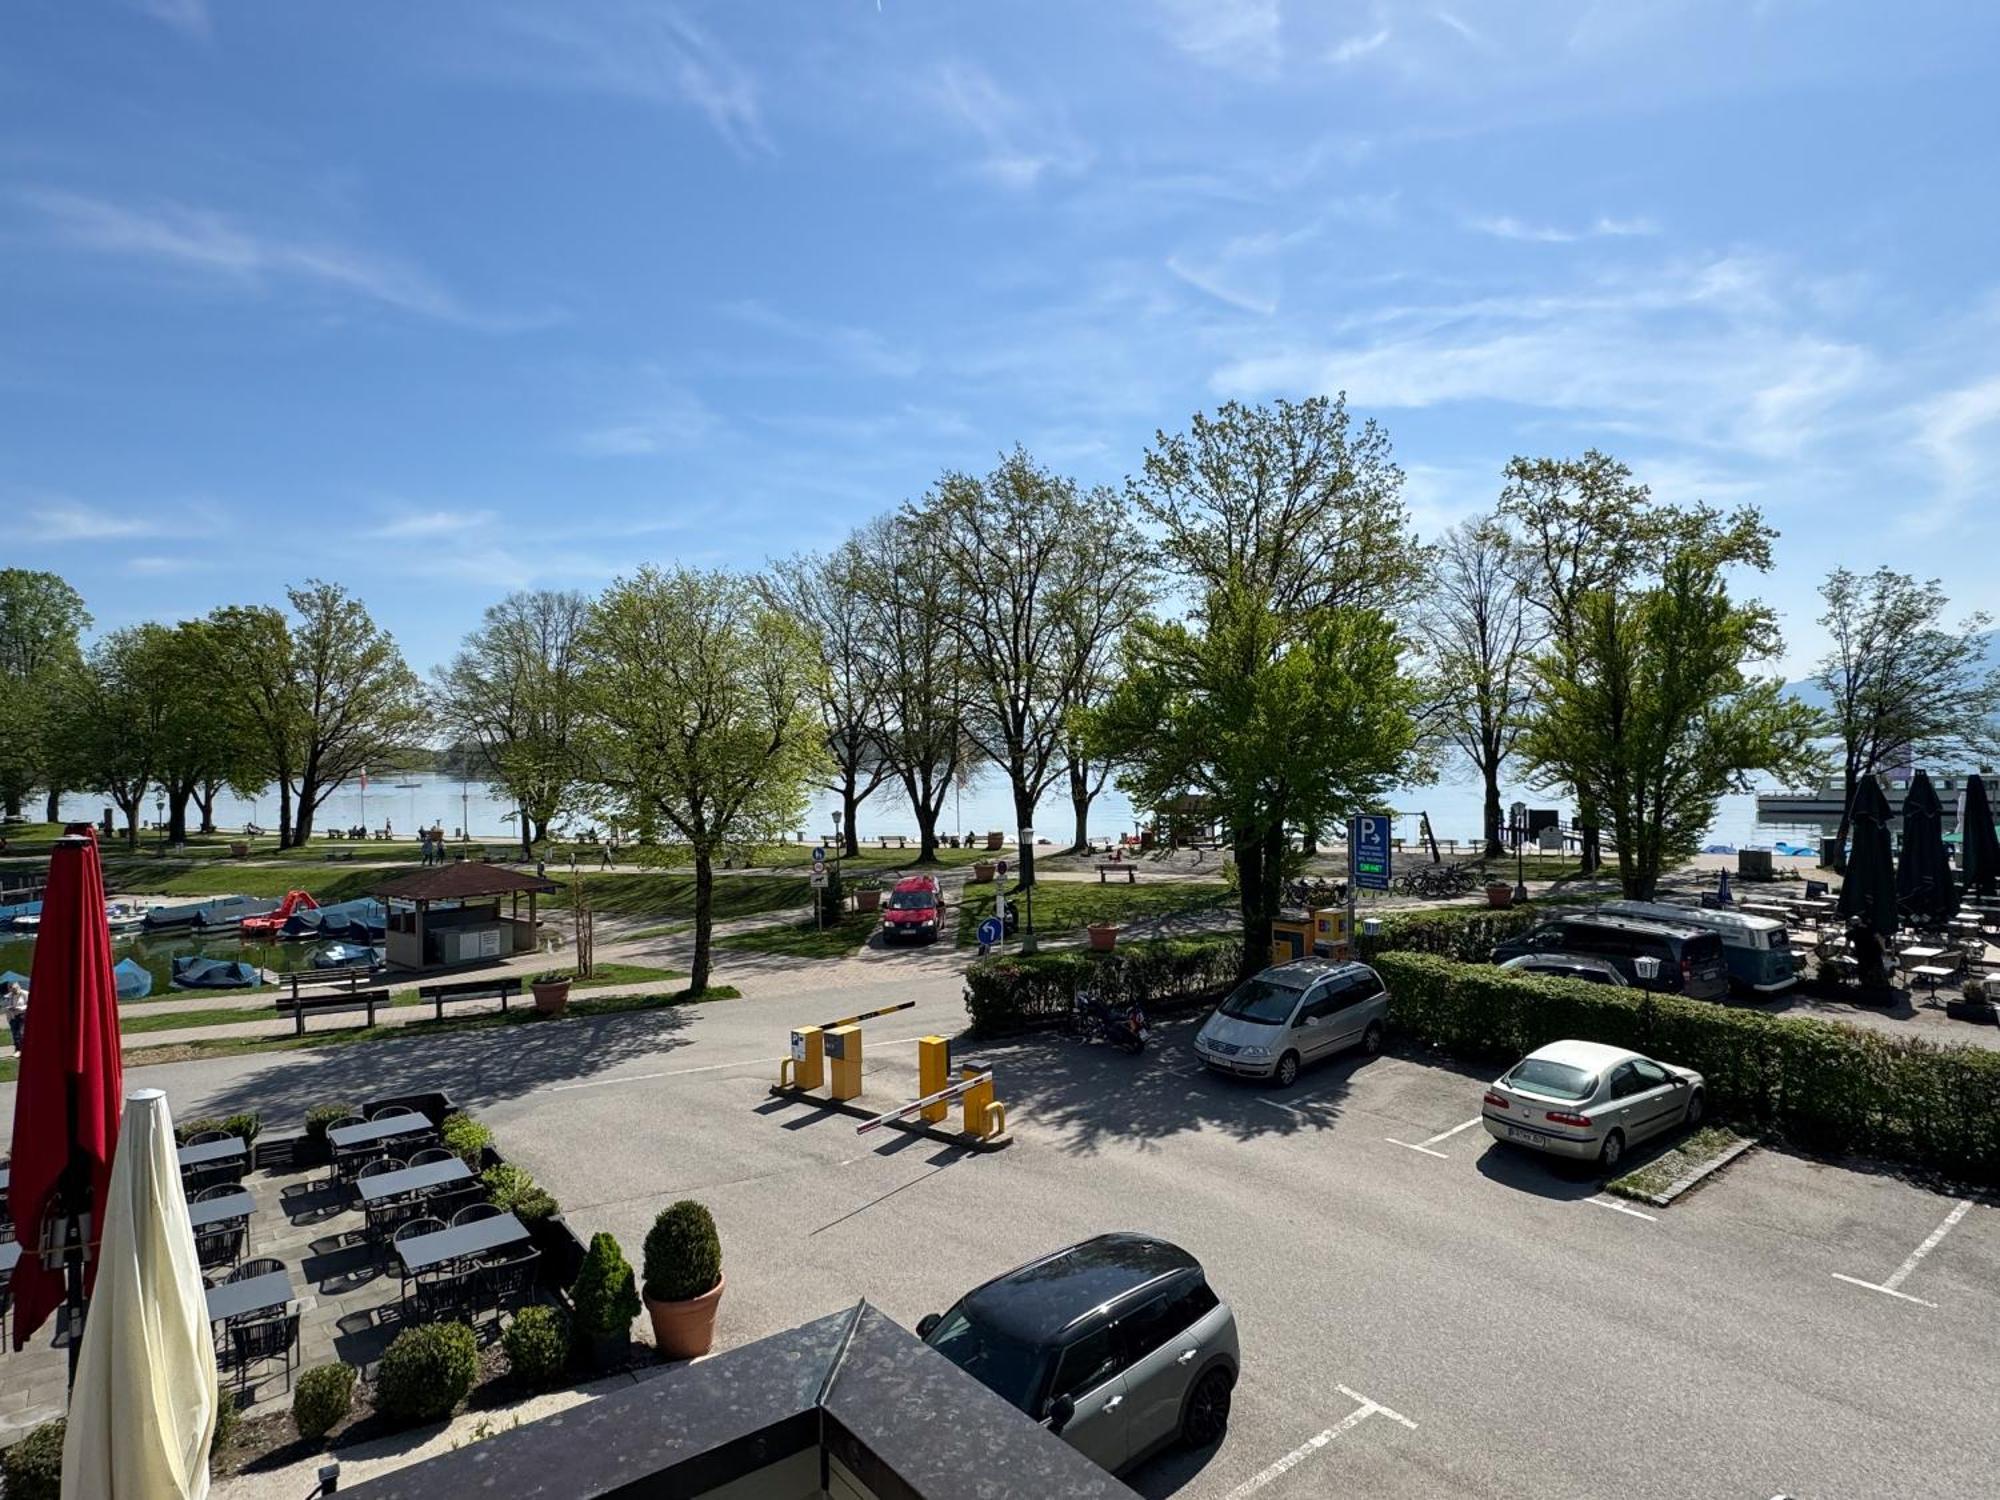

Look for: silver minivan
[1194,958,1389,1086]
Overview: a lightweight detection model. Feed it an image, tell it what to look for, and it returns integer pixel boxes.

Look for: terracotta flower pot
[532,978,572,1015]
[645,1272,725,1360]
[855,888,881,913]
[1485,883,1514,909]
[229,841,250,858]
[986,831,1005,851]
[1087,923,1122,952]
[973,861,995,884]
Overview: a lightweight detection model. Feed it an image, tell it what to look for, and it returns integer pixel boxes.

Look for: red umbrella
[7,826,125,1364]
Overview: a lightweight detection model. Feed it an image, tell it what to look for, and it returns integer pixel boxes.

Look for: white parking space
[1831,1196,1981,1307]
[1217,1386,1417,1499]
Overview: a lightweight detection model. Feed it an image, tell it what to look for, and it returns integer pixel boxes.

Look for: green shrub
[213,1383,241,1453]
[569,1231,640,1342]
[642,1200,722,1303]
[964,935,1243,1034]
[480,1163,559,1223]
[440,1112,493,1165]
[376,1322,478,1427]
[221,1110,262,1146]
[1357,905,1547,964]
[502,1305,570,1389]
[0,1418,64,1500]
[1373,951,2000,1184]
[293,1362,357,1442]
[305,1102,356,1148]
[530,969,572,985]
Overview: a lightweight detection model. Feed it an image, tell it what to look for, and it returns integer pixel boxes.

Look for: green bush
[376,1322,479,1427]
[502,1305,570,1389]
[221,1110,262,1147]
[293,1362,357,1442]
[964,935,1243,1034]
[1,1417,64,1499]
[569,1231,640,1342]
[642,1200,721,1303]
[441,1112,493,1165]
[1357,905,1547,964]
[305,1102,356,1147]
[480,1163,559,1223]
[213,1382,240,1454]
[1373,951,2000,1184]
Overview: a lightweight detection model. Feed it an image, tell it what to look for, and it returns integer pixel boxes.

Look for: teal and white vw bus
[1598,900,1799,994]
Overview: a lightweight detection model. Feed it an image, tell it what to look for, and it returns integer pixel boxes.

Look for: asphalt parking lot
[36,974,1995,1499]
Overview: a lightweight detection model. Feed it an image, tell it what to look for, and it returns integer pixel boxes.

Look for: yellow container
[1311,907,1352,959]
[918,1036,950,1122]
[826,1024,863,1101]
[787,1025,824,1092]
[1270,917,1312,966]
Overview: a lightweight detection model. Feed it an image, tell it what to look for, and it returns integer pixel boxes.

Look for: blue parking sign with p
[1351,814,1392,891]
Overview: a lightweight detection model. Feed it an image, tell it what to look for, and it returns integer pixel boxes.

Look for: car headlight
[1238,1045,1269,1058]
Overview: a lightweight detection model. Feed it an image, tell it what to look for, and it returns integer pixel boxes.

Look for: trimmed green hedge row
[1375,952,2000,1184]
[1356,905,1545,964]
[965,936,1243,1035]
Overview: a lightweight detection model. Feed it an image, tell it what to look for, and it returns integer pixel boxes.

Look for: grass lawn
[99,863,390,902]
[751,841,995,871]
[956,878,1232,943]
[718,912,876,959]
[546,871,812,921]
[1606,1125,1751,1203]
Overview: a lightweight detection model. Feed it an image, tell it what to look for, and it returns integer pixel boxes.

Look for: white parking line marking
[1222,1386,1416,1499]
[1585,1196,1658,1222]
[1829,1196,1975,1308]
[1258,1098,1305,1118]
[1385,1114,1482,1158]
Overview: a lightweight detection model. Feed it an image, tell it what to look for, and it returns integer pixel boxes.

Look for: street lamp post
[1511,801,1529,906]
[1018,826,1036,954]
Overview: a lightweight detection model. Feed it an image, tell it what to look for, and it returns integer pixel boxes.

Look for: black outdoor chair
[394,1217,447,1300]
[370,1105,420,1122]
[414,1262,478,1324]
[451,1202,503,1228]
[228,1302,301,1392]
[356,1157,407,1187]
[192,1185,249,1271]
[409,1147,454,1167]
[325,1116,369,1188]
[185,1129,232,1146]
[231,1257,285,1283]
[477,1249,541,1322]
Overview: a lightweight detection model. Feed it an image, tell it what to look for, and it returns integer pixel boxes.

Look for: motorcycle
[1070,988,1150,1054]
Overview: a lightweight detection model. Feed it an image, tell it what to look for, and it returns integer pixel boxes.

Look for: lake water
[0,929,341,998]
[57,769,1815,853]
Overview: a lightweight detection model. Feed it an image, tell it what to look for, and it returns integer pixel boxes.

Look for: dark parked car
[1491,913,1729,1000]
[917,1234,1239,1475]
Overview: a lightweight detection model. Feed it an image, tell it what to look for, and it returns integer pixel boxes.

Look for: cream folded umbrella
[63,1088,219,1500]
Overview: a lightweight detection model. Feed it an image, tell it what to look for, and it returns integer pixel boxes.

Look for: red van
[880,874,945,944]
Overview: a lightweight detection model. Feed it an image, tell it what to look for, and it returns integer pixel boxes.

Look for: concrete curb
[765,1084,1013,1151]
[1617,1134,1758,1208]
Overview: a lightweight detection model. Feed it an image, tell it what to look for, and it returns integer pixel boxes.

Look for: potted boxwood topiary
[570,1231,641,1371]
[531,968,573,1015]
[641,1199,724,1359]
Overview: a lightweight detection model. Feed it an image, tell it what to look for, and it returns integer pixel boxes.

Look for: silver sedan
[1481,1039,1705,1171]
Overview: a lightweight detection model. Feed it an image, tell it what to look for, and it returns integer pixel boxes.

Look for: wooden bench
[284,965,376,1001]
[1095,863,1137,884]
[416,976,523,1021]
[273,988,388,1036]
[877,835,908,850]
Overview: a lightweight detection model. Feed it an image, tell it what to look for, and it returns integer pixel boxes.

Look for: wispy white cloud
[1470,213,1660,243]
[721,300,921,378]
[1433,10,1491,48]
[1327,27,1392,65]
[122,554,202,575]
[1909,375,2000,529]
[1157,0,1283,74]
[17,498,158,544]
[926,63,1091,189]
[577,389,720,457]
[19,189,533,329]
[480,4,769,156]
[366,509,498,540]
[129,0,208,38]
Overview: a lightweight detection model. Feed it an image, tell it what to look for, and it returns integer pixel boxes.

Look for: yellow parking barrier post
[918,1037,950,1122]
[959,1065,995,1138]
[827,1024,863,1102]
[785,1025,825,1092]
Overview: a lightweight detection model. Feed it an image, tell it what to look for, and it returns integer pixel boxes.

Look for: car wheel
[1360,1021,1383,1057]
[1597,1129,1625,1172]
[1181,1367,1233,1448]
[1684,1088,1705,1127]
[1272,1051,1300,1088]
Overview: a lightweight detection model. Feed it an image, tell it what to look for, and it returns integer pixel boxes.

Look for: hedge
[1356,905,1546,964]
[965,936,1243,1035]
[1374,951,2000,1184]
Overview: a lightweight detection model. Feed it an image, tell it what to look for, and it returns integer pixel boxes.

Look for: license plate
[1507,1125,1550,1147]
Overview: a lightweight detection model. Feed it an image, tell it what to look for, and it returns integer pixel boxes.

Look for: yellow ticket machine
[826,1024,863,1101]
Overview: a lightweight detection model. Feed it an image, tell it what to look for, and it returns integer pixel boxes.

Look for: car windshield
[1217,976,1304,1025]
[1507,1058,1597,1100]
[887,889,935,910]
[924,1308,1047,1414]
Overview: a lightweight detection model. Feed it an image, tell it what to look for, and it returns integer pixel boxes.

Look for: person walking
[6,980,27,1052]
[420,830,434,866]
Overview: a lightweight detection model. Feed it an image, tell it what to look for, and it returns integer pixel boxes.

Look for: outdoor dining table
[327,1116,434,1152]
[355,1157,472,1205]
[394,1211,528,1276]
[204,1268,293,1326]
[188,1187,255,1230]
[177,1137,248,1183]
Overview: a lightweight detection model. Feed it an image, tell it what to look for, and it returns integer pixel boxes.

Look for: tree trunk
[842,786,861,858]
[3,791,21,820]
[912,795,941,864]
[292,775,318,846]
[116,794,142,848]
[1483,769,1504,860]
[44,787,63,822]
[519,801,534,860]
[167,785,193,844]
[1011,778,1037,888]
[689,847,714,995]
[1233,828,1267,980]
[1578,794,1601,875]
[196,781,219,834]
[1067,760,1093,853]
[277,777,295,849]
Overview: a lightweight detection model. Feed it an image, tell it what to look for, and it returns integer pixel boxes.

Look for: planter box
[529,1212,590,1291]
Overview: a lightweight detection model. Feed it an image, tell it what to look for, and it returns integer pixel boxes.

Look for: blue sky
[6,0,2000,679]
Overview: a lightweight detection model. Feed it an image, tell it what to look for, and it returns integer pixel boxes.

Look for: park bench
[416,975,523,1021]
[1095,863,1137,884]
[324,849,356,862]
[878,834,908,850]
[284,965,376,1001]
[273,988,388,1036]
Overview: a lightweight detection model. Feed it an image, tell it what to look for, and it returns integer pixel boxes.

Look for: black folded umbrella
[1836,775,1899,938]
[1896,769,1959,930]
[1961,774,2000,898]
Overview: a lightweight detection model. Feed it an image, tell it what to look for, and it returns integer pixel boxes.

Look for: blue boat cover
[170,955,260,989]
[113,957,154,1000]
[0,970,28,991]
[310,942,383,969]
[281,898,387,941]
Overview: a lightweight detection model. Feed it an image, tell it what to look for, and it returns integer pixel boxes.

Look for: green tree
[285,582,429,846]
[201,605,304,845]
[154,620,265,842]
[579,567,826,994]
[1811,568,2000,871]
[434,590,589,858]
[0,569,90,822]
[1091,579,1422,973]
[1414,518,1538,858]
[927,449,1152,883]
[1519,547,1821,898]
[53,626,177,846]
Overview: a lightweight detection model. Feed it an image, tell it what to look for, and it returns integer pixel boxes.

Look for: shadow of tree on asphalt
[196,1004,698,1124]
[958,1015,1372,1155]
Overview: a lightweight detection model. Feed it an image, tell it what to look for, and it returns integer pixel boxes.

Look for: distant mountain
[1780,629,2000,714]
